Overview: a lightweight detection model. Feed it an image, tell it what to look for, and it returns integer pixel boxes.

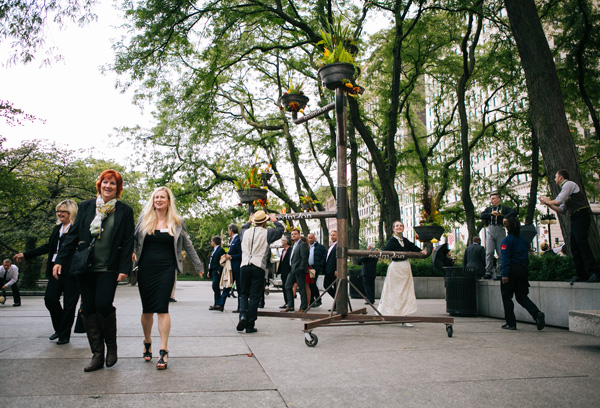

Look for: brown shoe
[281,307,294,312]
[298,309,306,313]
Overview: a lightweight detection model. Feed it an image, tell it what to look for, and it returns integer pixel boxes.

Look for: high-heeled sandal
[157,349,168,370]
[143,342,152,361]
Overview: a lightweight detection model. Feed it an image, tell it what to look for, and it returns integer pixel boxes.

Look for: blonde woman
[14,200,80,344]
[133,187,203,370]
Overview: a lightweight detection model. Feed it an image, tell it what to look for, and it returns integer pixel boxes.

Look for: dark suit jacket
[208,246,225,276]
[290,240,309,275]
[277,246,292,277]
[56,199,134,275]
[228,235,242,274]
[480,205,517,226]
[310,242,327,276]
[24,224,73,278]
[464,243,486,272]
[383,236,422,253]
[357,254,378,278]
[325,243,337,276]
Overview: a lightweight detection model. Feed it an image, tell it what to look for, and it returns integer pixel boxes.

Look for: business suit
[24,223,80,342]
[463,242,486,277]
[277,246,292,306]
[285,239,309,310]
[208,245,226,306]
[323,243,337,299]
[309,242,326,305]
[220,234,241,308]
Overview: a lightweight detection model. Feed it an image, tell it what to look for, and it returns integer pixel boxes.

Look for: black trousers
[570,210,600,279]
[501,265,540,327]
[77,271,118,318]
[45,274,80,340]
[239,265,265,328]
[1,277,21,304]
[362,275,376,304]
[323,273,337,299]
[211,271,222,306]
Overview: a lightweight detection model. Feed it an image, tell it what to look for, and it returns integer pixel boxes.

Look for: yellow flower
[431,238,439,243]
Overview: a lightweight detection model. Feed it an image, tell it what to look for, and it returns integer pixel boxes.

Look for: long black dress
[138,231,177,313]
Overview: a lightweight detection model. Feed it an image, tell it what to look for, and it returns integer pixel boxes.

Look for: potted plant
[316,17,361,91]
[414,189,445,243]
[280,78,309,113]
[233,165,270,204]
[299,193,319,212]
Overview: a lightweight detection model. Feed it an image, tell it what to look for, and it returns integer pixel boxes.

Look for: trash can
[444,267,478,316]
[349,270,365,299]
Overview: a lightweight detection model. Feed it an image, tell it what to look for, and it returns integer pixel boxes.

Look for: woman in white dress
[378,221,427,319]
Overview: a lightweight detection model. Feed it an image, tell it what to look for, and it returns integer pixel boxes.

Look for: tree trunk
[525,127,540,225]
[504,0,600,253]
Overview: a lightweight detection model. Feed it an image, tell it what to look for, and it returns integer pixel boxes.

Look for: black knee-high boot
[82,314,104,372]
[100,310,118,367]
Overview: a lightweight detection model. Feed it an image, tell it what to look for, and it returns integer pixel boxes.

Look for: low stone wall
[373,276,445,299]
[477,280,600,328]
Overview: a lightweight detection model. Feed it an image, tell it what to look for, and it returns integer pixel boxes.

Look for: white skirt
[377,261,417,316]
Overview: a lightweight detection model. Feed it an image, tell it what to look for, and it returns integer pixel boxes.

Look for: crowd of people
[4,168,599,371]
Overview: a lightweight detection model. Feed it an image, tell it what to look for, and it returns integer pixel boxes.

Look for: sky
[0,2,149,165]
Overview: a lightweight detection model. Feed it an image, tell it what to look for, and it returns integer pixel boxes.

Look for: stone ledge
[569,310,600,337]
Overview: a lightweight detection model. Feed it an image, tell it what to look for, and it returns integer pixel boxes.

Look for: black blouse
[383,235,422,260]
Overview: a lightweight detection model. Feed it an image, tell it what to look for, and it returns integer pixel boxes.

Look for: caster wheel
[304,332,318,347]
[446,325,453,338]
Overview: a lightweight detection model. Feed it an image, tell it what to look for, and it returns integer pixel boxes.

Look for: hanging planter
[237,188,268,204]
[414,225,445,243]
[318,62,358,90]
[301,203,315,212]
[280,94,309,113]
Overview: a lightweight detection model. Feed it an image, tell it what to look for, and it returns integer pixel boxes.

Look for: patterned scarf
[394,234,405,247]
[90,196,117,238]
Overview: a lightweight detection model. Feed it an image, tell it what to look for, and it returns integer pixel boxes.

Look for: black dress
[138,231,177,313]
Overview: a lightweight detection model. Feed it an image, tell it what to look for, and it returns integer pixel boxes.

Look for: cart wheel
[446,325,453,338]
[304,331,318,347]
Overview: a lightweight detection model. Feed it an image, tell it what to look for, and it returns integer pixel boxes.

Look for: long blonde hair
[137,187,182,236]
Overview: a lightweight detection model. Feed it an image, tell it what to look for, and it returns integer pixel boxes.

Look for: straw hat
[252,210,268,225]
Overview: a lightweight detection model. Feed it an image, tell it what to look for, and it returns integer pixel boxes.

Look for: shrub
[528,255,574,281]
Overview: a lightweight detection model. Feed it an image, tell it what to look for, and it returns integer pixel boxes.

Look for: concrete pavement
[1,281,599,407]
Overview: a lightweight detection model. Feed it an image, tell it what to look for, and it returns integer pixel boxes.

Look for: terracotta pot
[236,188,268,204]
[318,62,358,90]
[414,225,444,242]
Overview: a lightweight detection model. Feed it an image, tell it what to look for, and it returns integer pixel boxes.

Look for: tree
[503,0,600,252]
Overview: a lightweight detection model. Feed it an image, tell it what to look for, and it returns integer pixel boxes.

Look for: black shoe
[169,298,177,302]
[567,276,585,285]
[236,317,247,332]
[13,303,21,307]
[49,332,59,341]
[501,324,517,330]
[483,274,492,280]
[232,309,240,313]
[314,302,322,307]
[536,312,546,330]
[279,304,288,309]
[258,303,265,308]
[57,338,70,345]
[209,305,223,311]
[493,276,501,281]
[246,327,257,334]
[587,274,599,283]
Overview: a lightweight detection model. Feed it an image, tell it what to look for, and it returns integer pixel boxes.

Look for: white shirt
[1,265,19,287]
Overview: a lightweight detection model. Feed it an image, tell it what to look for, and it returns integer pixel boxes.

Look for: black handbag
[74,306,85,333]
[70,238,96,275]
[129,265,138,286]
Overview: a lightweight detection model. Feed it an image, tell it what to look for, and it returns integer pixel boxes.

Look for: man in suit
[480,192,517,280]
[307,233,326,307]
[222,224,242,312]
[324,230,338,303]
[357,242,377,304]
[277,235,292,308]
[282,228,309,312]
[208,236,226,311]
[463,236,486,277]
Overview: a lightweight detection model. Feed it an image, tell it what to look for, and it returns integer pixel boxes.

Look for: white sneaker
[402,323,414,327]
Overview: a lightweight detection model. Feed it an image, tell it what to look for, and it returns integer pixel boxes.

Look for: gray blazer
[134,221,202,273]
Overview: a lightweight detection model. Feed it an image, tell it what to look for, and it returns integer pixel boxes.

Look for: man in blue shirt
[500,218,545,331]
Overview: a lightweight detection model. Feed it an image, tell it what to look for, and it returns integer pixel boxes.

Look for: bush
[528,255,574,281]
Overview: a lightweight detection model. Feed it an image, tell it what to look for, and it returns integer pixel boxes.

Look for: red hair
[95,169,124,199]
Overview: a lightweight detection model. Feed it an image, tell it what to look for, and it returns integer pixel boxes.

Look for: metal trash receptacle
[349,273,365,299]
[444,267,478,316]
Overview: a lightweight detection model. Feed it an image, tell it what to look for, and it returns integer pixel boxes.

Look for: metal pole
[335,87,348,315]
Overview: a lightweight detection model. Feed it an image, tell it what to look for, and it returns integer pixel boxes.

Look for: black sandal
[143,342,152,361]
[157,349,168,370]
